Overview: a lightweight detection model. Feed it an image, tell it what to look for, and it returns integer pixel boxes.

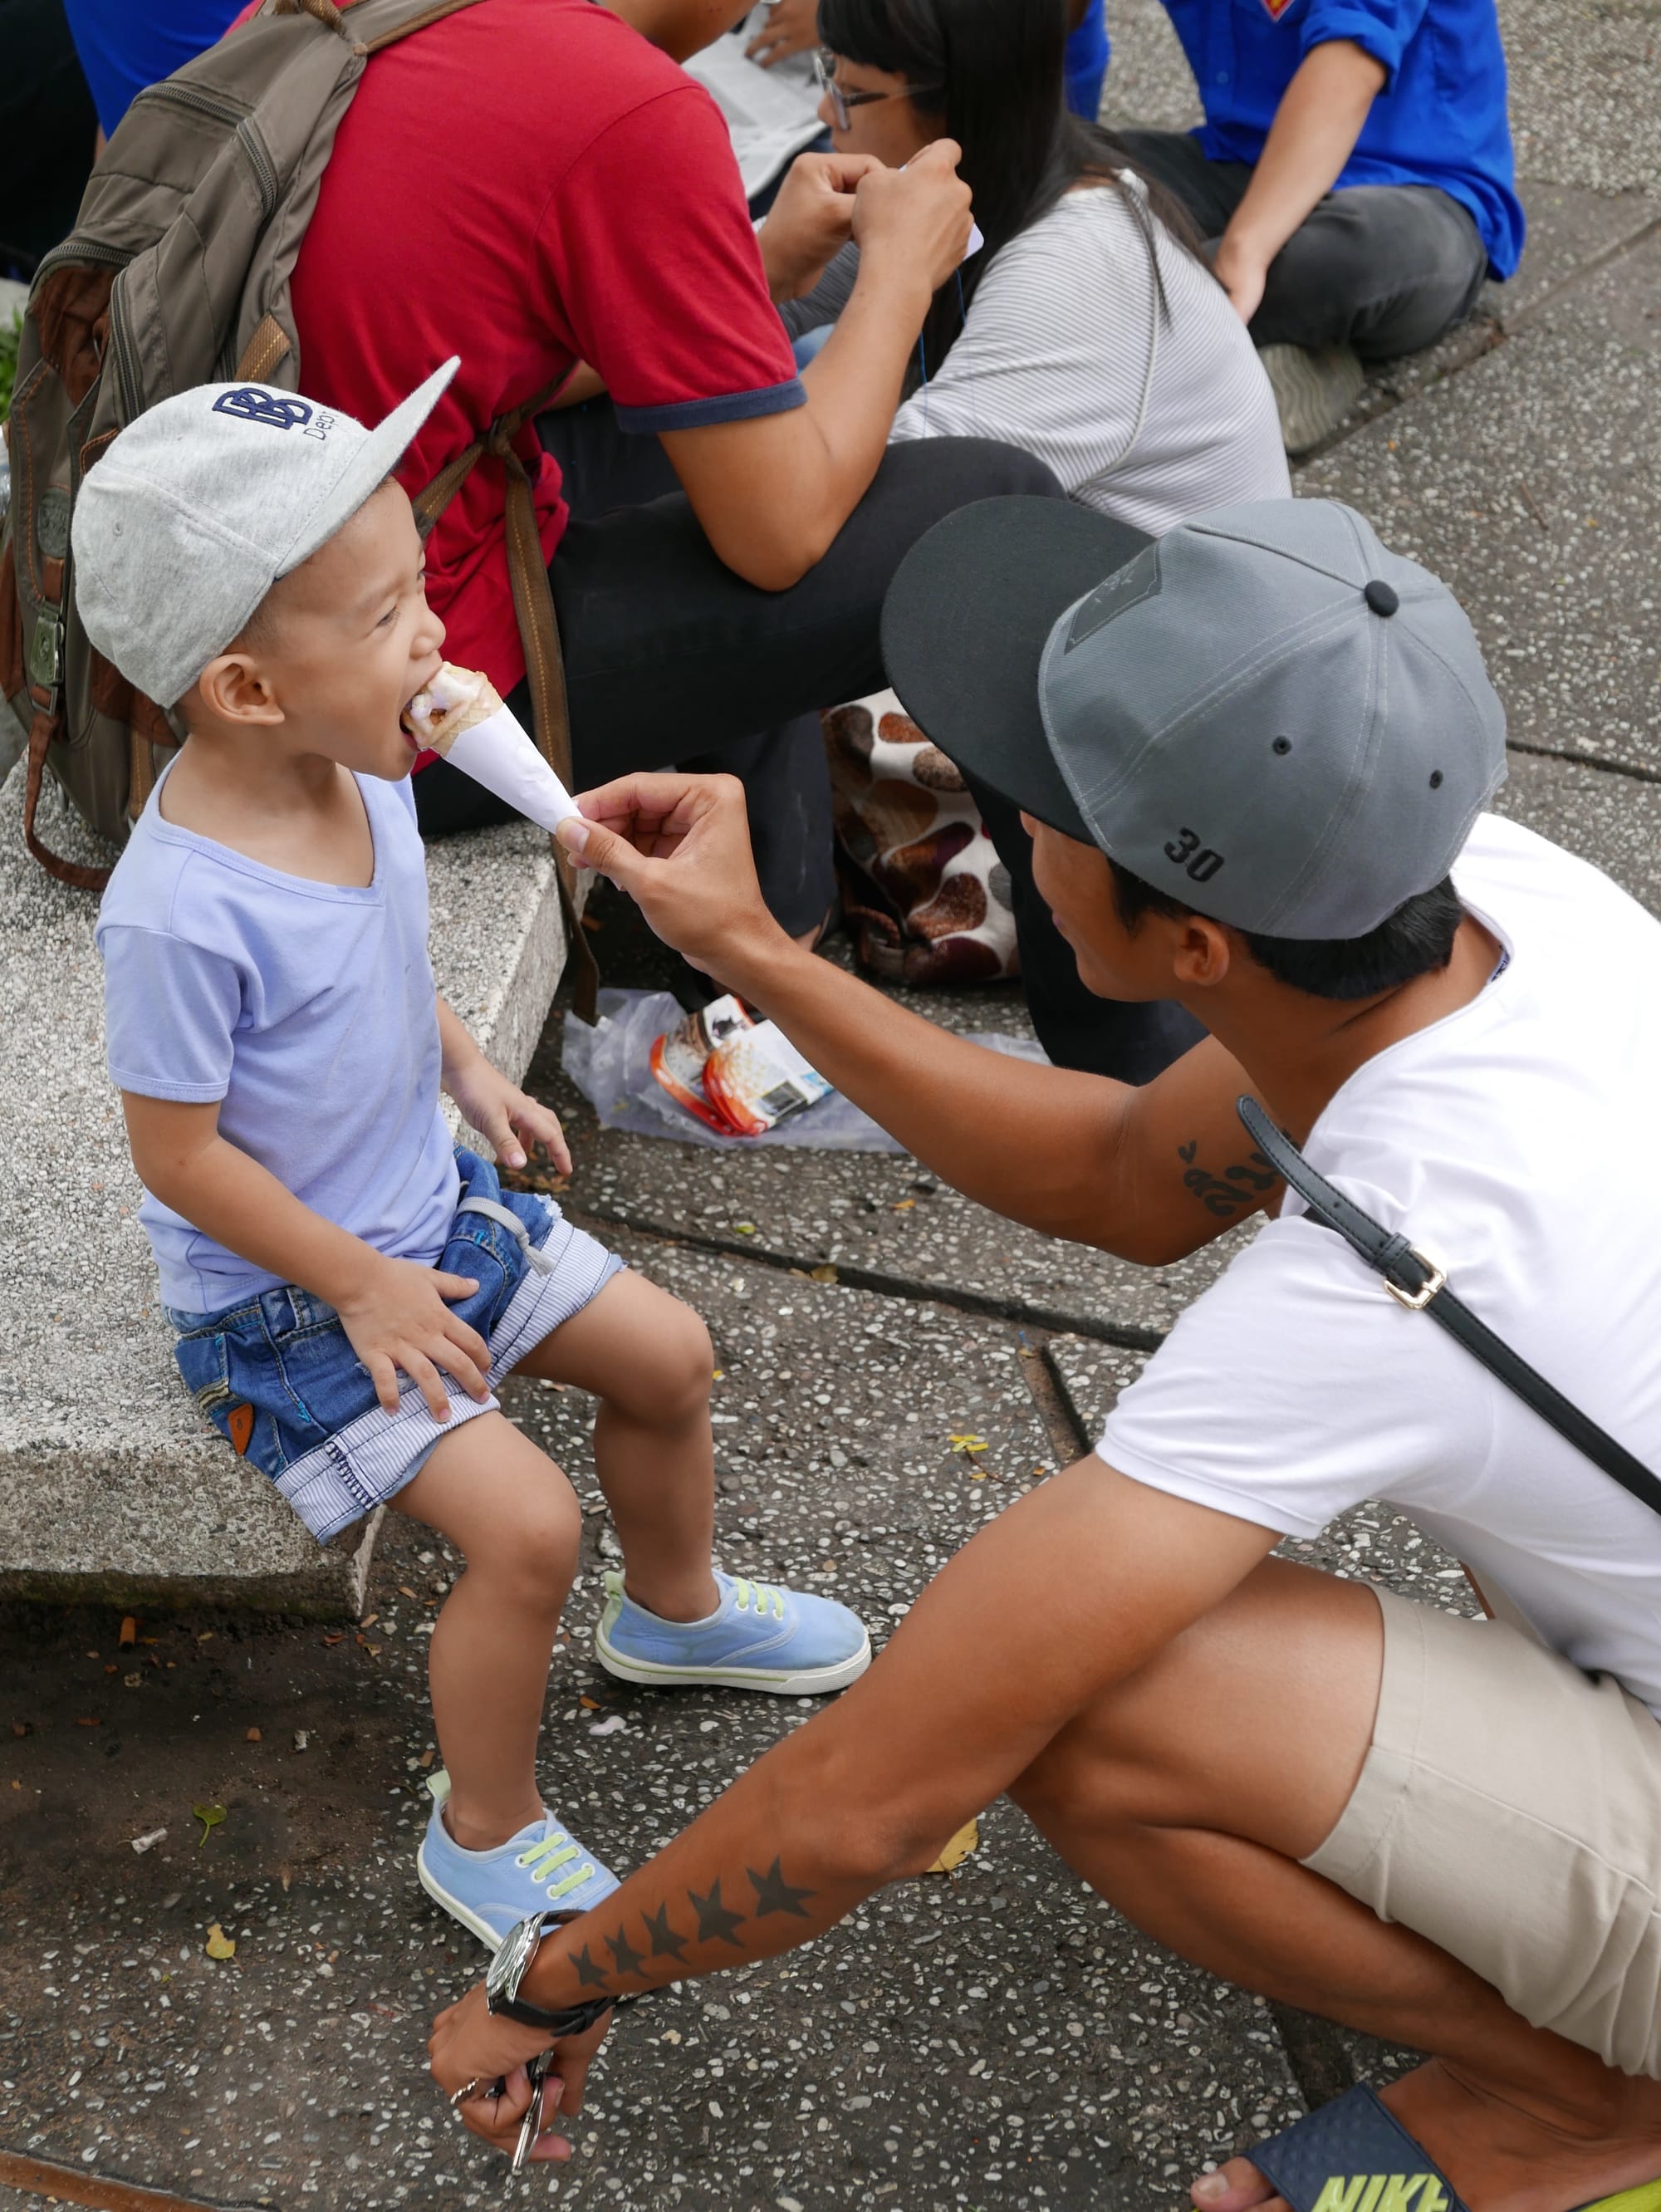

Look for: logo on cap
[1066,547,1163,654]
[213,389,314,431]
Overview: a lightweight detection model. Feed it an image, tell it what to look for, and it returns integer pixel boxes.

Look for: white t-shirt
[887,181,1290,535]
[1098,815,1661,1716]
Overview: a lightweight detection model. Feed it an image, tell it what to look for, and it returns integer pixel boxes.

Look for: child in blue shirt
[80,360,870,1951]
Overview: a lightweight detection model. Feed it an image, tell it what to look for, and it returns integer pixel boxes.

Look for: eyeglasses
[814,49,943,133]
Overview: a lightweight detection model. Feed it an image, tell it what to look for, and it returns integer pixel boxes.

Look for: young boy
[76,359,871,1950]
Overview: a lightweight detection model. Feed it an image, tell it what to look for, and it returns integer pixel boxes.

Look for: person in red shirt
[233,0,1057,932]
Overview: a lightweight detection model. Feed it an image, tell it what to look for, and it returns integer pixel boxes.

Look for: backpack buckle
[27,610,64,702]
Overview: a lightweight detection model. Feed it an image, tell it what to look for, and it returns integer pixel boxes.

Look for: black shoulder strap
[1236,1095,1661,1522]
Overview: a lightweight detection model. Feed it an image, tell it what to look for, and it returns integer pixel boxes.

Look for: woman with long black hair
[791,0,1288,1078]
[791,0,1288,534]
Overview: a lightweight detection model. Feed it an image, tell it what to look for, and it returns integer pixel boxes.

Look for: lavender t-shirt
[96,767,458,1312]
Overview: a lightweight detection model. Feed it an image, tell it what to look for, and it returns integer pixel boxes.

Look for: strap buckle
[1384,1251,1447,1311]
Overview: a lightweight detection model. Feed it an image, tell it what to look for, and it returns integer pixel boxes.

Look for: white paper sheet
[684,18,825,199]
[440,704,581,832]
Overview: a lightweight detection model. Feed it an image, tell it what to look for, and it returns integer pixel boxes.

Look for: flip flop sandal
[1242,2082,1661,2212]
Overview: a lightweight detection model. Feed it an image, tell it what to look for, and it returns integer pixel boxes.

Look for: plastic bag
[562,989,1045,1153]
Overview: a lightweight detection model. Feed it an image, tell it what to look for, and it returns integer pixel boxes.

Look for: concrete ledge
[0,764,566,1616]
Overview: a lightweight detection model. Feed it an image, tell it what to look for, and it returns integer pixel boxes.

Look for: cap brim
[880,496,1152,841]
[279,355,460,577]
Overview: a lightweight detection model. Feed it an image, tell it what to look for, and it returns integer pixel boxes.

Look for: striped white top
[886,179,1290,535]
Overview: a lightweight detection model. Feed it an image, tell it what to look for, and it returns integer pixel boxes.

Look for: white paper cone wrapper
[440,704,581,831]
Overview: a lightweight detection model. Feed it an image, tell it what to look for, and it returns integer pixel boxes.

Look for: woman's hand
[746,0,819,68]
[429,1983,612,2163]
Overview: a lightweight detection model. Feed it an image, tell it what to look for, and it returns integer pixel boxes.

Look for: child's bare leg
[393,1410,581,1850]
[515,1271,719,1624]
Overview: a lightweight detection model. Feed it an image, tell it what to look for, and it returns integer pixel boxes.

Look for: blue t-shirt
[63,0,244,137]
[1160,0,1524,278]
[96,767,459,1313]
[1066,0,1111,120]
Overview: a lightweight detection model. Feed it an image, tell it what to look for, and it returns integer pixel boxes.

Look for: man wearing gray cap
[431,498,1661,2208]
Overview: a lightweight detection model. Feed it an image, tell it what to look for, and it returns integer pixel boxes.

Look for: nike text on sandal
[415,1770,620,1951]
[595,1568,872,1695]
[1227,2082,1661,2212]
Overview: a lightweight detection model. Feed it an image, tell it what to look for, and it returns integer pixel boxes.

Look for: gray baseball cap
[881,496,1508,939]
[71,356,458,708]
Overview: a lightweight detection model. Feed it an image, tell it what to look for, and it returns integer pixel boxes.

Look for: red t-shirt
[229,0,803,696]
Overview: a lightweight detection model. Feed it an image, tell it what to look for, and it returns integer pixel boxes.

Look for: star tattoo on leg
[606,1924,644,1978]
[571,1944,609,1992]
[688,1878,747,1947]
[747,1856,816,1920]
[643,1903,689,1964]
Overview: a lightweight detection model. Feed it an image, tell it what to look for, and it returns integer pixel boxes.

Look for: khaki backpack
[2,0,590,1010]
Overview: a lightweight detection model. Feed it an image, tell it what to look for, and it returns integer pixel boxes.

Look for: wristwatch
[485,1910,617,2035]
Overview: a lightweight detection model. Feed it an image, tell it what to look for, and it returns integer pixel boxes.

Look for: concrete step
[0,764,566,1616]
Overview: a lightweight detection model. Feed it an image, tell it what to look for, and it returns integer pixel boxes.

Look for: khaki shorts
[1303,1584,1661,2078]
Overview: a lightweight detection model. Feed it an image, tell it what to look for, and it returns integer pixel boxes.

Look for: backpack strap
[23,709,110,891]
[411,384,600,1023]
[1236,1095,1661,1521]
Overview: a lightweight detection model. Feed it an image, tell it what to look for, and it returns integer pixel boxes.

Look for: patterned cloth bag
[822,689,1018,983]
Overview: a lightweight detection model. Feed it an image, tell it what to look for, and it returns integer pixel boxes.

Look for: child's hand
[337,1255,492,1418]
[445,1057,572,1180]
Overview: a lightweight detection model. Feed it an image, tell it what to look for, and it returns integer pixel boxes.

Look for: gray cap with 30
[71,356,458,708]
[882,497,1509,940]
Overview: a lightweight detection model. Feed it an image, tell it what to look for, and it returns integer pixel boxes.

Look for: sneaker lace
[515,1827,595,1903]
[731,1577,786,1621]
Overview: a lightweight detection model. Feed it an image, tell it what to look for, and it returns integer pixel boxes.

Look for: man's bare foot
[1190,2059,1661,2212]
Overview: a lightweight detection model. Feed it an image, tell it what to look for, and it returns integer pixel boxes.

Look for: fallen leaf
[360,1612,379,1629]
[196,1631,213,1644]
[711,1369,724,1381]
[892,1198,915,1212]
[810,1264,837,1284]
[733,1222,757,1236]
[925,1817,979,1876]
[124,1671,143,1689]
[11,1722,29,1739]
[659,2028,683,2045]
[948,1434,988,1457]
[76,1717,101,1728]
[245,1727,262,1744]
[118,1617,137,1646]
[321,1633,345,1647]
[281,1866,292,1892]
[204,1923,236,1960]
[105,1663,118,1674]
[193,1802,226,1848]
[398,1587,418,1601]
[417,1747,436,1768]
[293,1730,310,1752]
[579,1696,602,1710]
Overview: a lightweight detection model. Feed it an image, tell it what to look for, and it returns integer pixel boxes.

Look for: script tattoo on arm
[1175,1138,1279,1219]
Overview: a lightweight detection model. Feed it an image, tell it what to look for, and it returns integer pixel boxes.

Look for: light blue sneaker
[416,1771,620,1951]
[595,1569,872,1696]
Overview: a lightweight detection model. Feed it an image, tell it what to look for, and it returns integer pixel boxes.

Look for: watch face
[488,1915,537,2004]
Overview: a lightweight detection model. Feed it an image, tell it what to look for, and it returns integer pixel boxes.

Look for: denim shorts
[165,1149,623,1543]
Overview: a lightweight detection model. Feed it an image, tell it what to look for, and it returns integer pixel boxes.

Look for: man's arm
[557,774,1280,1263]
[1211,40,1389,326]
[429,1459,1278,2155]
[661,145,973,590]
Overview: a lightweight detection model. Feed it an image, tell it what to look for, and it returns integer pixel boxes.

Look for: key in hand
[511,2050,552,2177]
